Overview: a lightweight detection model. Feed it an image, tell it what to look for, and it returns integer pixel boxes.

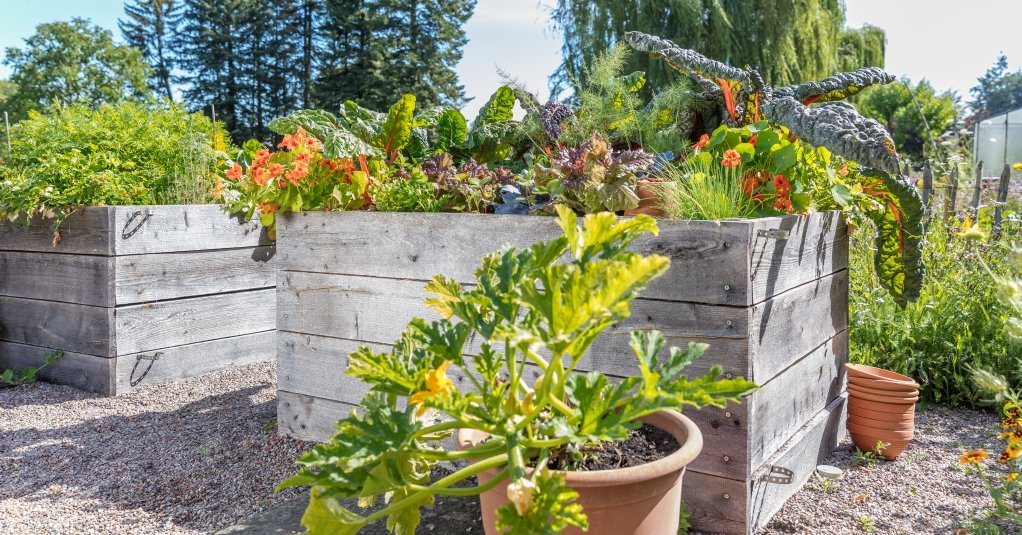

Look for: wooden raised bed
[0,205,276,395]
[275,210,849,535]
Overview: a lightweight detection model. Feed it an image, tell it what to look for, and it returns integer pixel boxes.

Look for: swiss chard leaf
[435,109,468,152]
[377,94,416,159]
[268,109,382,159]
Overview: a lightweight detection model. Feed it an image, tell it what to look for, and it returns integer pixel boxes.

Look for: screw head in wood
[723,284,731,291]
[723,455,731,462]
[723,493,731,500]
[724,411,732,418]
[725,373,733,379]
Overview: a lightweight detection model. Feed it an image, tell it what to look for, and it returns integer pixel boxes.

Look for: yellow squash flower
[507,477,538,516]
[409,361,455,416]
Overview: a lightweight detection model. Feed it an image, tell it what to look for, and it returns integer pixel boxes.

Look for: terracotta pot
[624,180,667,217]
[846,420,914,440]
[845,363,919,389]
[847,396,916,416]
[849,430,911,460]
[848,407,915,425]
[456,410,703,535]
[847,383,919,403]
[848,413,915,431]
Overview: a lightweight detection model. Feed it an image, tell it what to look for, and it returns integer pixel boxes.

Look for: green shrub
[0,100,229,225]
[849,214,1022,407]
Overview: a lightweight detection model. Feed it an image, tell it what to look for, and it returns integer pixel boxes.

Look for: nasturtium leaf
[830,183,853,207]
[768,143,797,174]
[754,130,781,155]
[734,142,756,163]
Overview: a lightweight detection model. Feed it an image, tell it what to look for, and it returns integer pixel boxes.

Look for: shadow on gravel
[0,379,310,532]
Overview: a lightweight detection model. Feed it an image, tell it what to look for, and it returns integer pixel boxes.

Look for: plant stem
[360,453,509,525]
[406,466,509,496]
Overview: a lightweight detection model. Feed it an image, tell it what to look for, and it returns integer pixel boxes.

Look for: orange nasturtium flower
[267,163,285,178]
[721,149,742,169]
[960,449,989,465]
[225,163,243,180]
[409,361,455,416]
[251,165,271,186]
[259,202,278,214]
[772,174,791,192]
[693,133,709,150]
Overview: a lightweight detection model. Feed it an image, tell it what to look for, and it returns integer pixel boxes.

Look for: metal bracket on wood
[122,209,153,239]
[756,229,790,240]
[129,351,163,387]
[759,465,793,484]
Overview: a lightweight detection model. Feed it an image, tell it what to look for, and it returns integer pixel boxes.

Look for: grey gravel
[759,404,1020,535]
[4,367,1017,535]
[0,362,311,535]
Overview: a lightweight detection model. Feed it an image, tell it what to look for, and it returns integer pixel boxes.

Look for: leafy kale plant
[626,31,926,305]
[279,207,756,534]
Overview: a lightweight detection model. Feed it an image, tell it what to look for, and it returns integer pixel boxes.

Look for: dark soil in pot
[546,424,679,471]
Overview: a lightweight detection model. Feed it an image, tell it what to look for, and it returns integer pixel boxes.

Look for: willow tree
[550,0,885,96]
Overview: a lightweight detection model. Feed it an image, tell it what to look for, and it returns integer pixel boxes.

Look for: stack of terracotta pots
[845,363,920,460]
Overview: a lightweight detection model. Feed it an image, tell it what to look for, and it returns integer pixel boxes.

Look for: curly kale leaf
[774,67,895,104]
[267,109,382,159]
[539,100,574,141]
[494,471,588,535]
[763,99,900,175]
[856,168,926,306]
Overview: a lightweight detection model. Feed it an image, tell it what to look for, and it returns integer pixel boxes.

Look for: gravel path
[761,404,1019,535]
[0,362,311,535]
[3,365,1018,535]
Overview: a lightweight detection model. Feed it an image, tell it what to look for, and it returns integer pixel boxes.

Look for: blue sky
[2,0,1021,120]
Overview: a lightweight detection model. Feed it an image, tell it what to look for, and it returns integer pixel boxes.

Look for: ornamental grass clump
[279,206,756,534]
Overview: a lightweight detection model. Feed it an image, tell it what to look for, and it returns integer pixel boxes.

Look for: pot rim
[845,363,918,387]
[847,382,919,400]
[456,409,703,487]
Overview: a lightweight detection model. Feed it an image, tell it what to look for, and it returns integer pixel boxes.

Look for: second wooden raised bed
[274,210,849,535]
[0,205,277,395]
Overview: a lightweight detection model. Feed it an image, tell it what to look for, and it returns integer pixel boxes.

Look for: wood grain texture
[113,330,274,393]
[277,210,846,306]
[684,394,847,535]
[277,211,753,306]
[277,390,356,442]
[749,212,848,305]
[746,394,847,534]
[114,288,275,355]
[277,271,751,379]
[0,208,114,255]
[112,205,271,255]
[0,296,114,356]
[0,341,113,394]
[749,270,848,381]
[747,331,847,471]
[0,251,115,307]
[114,246,276,304]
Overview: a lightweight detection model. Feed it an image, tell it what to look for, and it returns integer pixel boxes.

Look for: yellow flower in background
[409,361,455,416]
[960,449,989,464]
[1007,472,1019,483]
[999,444,1021,463]
[958,218,988,241]
[1013,162,1022,171]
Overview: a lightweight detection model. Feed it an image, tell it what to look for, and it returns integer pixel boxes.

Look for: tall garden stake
[993,164,1011,239]
[944,165,959,222]
[971,161,984,217]
[3,111,10,152]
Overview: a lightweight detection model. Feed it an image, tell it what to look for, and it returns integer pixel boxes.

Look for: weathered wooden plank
[114,246,276,304]
[112,205,271,255]
[749,212,848,305]
[684,394,847,535]
[114,288,275,355]
[747,331,846,471]
[0,296,114,356]
[0,340,114,394]
[0,251,115,307]
[0,207,114,255]
[277,390,356,442]
[749,270,848,381]
[276,331,805,481]
[278,211,754,306]
[113,330,275,393]
[745,394,847,534]
[277,271,751,379]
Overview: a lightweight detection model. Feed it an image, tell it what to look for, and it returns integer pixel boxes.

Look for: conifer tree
[119,0,181,100]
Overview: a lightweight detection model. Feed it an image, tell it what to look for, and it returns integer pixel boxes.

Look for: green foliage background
[856,77,957,162]
[849,214,1022,407]
[1,18,152,123]
[0,101,228,223]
